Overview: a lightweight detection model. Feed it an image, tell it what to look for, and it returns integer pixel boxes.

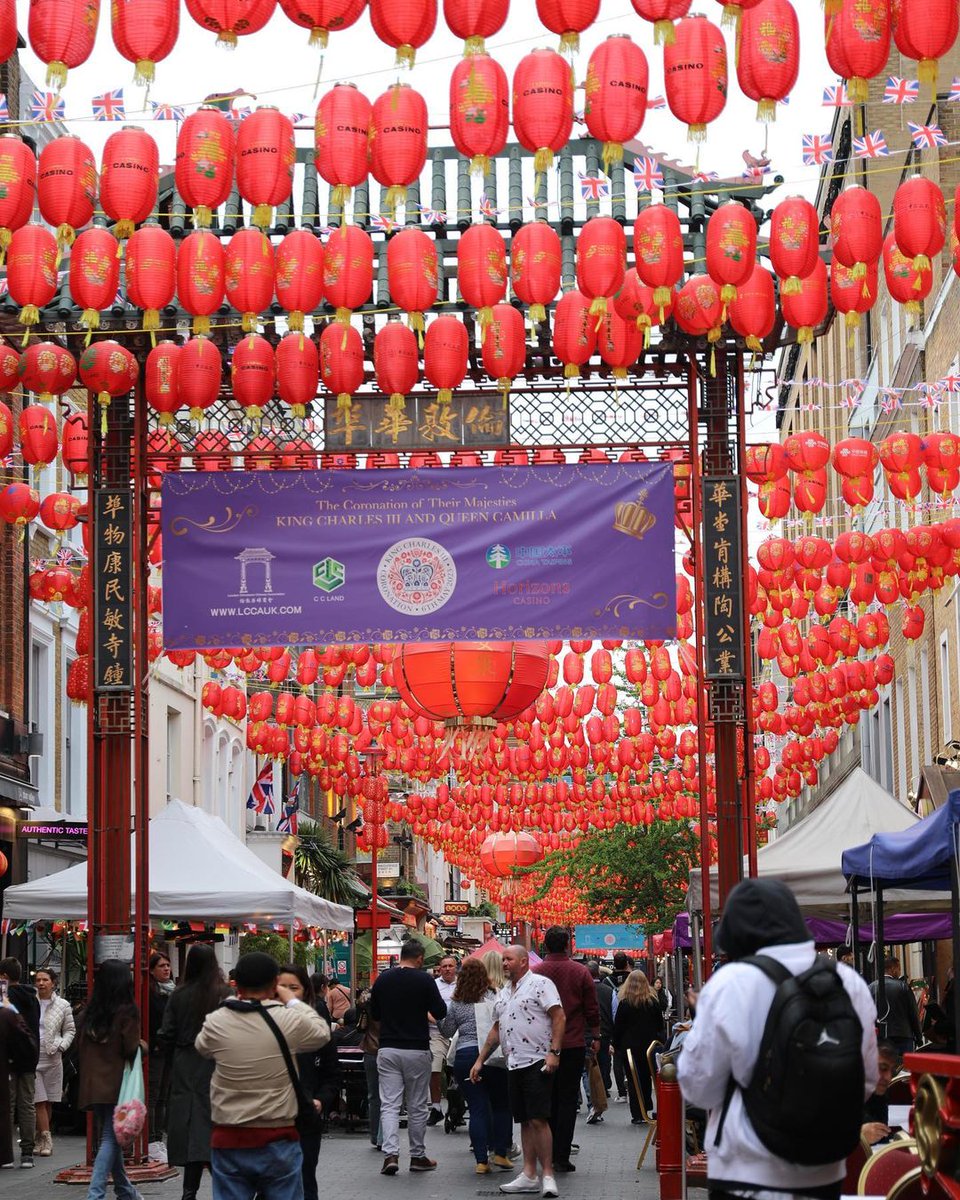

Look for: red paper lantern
[28,0,98,90]
[674,275,722,343]
[177,230,226,336]
[583,36,648,170]
[278,0,365,46]
[728,264,775,351]
[78,340,138,431]
[553,290,597,380]
[184,0,277,45]
[0,136,37,258]
[0,400,10,463]
[769,195,819,294]
[0,346,19,394]
[824,0,890,104]
[370,0,437,66]
[614,270,673,341]
[232,334,276,421]
[479,831,544,877]
[100,126,159,240]
[758,477,791,520]
[780,258,827,344]
[276,332,319,419]
[375,321,420,412]
[423,315,468,404]
[882,231,932,317]
[225,228,276,332]
[893,0,958,91]
[320,321,365,410]
[18,405,58,472]
[6,225,59,332]
[830,185,882,280]
[126,224,177,334]
[576,217,626,318]
[39,492,81,532]
[370,86,428,215]
[236,107,296,230]
[482,303,525,398]
[597,308,642,379]
[145,341,182,425]
[387,228,439,340]
[275,229,324,331]
[458,223,507,330]
[0,0,17,63]
[633,204,684,315]
[512,49,574,175]
[175,106,235,228]
[396,641,550,723]
[111,0,179,85]
[784,430,829,473]
[706,200,757,306]
[37,136,97,250]
[893,175,946,276]
[69,227,121,337]
[664,15,728,142]
[323,224,374,325]
[830,259,877,330]
[62,412,89,482]
[178,336,222,422]
[736,0,798,122]
[831,436,878,478]
[450,54,510,177]
[536,0,600,52]
[511,220,561,325]
[630,0,691,45]
[443,0,509,53]
[0,482,40,527]
[315,84,372,206]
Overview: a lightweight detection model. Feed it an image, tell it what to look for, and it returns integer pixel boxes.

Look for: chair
[857,1139,921,1196]
[626,1048,658,1168]
[843,1136,871,1194]
[885,1075,913,1105]
[887,1165,925,1200]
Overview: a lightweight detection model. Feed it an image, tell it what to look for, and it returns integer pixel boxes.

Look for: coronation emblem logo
[377,538,457,616]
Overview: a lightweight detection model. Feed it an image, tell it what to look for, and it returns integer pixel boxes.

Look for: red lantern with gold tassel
[175,107,234,228]
[111,0,179,86]
[713,0,761,30]
[369,86,428,216]
[320,322,365,412]
[315,85,371,207]
[583,37,648,171]
[177,230,226,336]
[0,346,19,394]
[536,0,600,52]
[831,258,878,332]
[706,200,757,310]
[61,412,89,482]
[893,0,958,94]
[100,126,159,240]
[512,50,574,177]
[236,108,295,231]
[482,302,525,401]
[631,0,690,45]
[178,336,222,422]
[276,332,319,419]
[0,400,10,462]
[633,204,684,315]
[576,216,626,320]
[729,264,775,353]
[225,228,276,333]
[424,315,468,404]
[278,0,365,47]
[450,54,510,177]
[145,341,182,426]
[38,136,96,251]
[615,270,673,343]
[0,137,36,262]
[184,0,277,46]
[736,0,798,121]
[664,14,727,142]
[18,406,58,476]
[883,231,932,318]
[126,225,177,335]
[674,275,723,344]
[893,175,946,277]
[511,220,561,326]
[369,0,437,67]
[458,223,507,332]
[232,334,275,422]
[28,0,99,90]
[597,308,642,380]
[70,227,120,340]
[830,185,882,282]
[825,0,890,104]
[444,0,509,54]
[275,230,324,332]
[375,320,420,413]
[78,340,138,433]
[323,224,374,326]
[553,290,597,380]
[780,258,827,344]
[18,342,77,405]
[0,482,40,527]
[387,228,438,342]
[6,225,58,335]
[0,0,17,62]
[769,195,819,295]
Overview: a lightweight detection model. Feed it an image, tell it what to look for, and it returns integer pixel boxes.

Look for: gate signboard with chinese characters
[325,394,509,450]
[93,490,133,690]
[702,477,745,680]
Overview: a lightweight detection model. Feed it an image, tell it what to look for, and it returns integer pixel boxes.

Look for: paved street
[3,1098,660,1198]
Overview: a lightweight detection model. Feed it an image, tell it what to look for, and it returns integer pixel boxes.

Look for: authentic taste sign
[160,464,676,648]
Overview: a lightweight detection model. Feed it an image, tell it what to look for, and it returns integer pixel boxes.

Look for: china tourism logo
[377,538,457,616]
[486,544,511,569]
[312,557,345,593]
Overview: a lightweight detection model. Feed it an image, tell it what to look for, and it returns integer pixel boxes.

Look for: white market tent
[686,767,943,916]
[2,799,354,930]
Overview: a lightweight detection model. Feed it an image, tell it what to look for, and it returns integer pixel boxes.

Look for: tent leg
[850,883,860,975]
[690,913,703,990]
[952,859,960,1055]
[289,925,295,956]
[875,885,886,1034]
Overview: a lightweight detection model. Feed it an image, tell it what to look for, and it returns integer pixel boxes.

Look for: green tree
[294,820,365,907]
[237,931,310,968]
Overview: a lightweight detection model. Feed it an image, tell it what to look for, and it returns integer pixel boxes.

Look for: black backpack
[717,955,865,1166]
[4,1009,39,1074]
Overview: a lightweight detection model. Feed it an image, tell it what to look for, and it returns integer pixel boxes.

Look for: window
[896,680,907,801]
[941,632,952,746]
[880,694,893,791]
[921,649,933,766]
[166,708,181,804]
[908,665,920,788]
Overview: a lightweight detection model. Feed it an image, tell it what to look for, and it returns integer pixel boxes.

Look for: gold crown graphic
[613,489,657,542]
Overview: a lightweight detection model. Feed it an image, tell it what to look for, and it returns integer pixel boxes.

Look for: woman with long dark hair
[157,944,226,1200]
[78,960,141,1200]
[612,970,665,1123]
[146,952,173,1152]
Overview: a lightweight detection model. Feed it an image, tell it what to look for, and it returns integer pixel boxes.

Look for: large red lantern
[315,84,372,206]
[0,137,37,259]
[369,0,437,67]
[705,200,757,306]
[443,0,509,54]
[396,641,550,725]
[61,412,89,482]
[583,37,648,170]
[236,108,296,231]
[482,303,525,399]
[780,258,827,344]
[178,336,222,422]
[512,49,574,176]
[145,341,182,425]
[597,309,642,378]
[893,0,958,91]
[769,196,819,294]
[576,217,627,318]
[615,270,673,341]
[825,0,890,104]
[450,54,510,177]
[479,832,544,877]
[535,0,600,52]
[633,204,684,315]
[6,225,58,333]
[276,332,319,419]
[184,0,277,45]
[553,290,597,380]
[370,86,428,215]
[177,230,226,336]
[0,346,19,394]
[736,0,798,121]
[18,342,76,405]
[729,264,775,352]
[387,228,439,341]
[458,223,507,330]
[631,0,691,44]
[278,0,365,46]
[111,0,179,85]
[126,225,177,334]
[78,340,138,432]
[28,0,99,89]
[38,136,96,250]
[830,186,882,281]
[70,227,121,338]
[18,405,58,475]
[375,321,420,412]
[0,0,16,63]
[275,230,324,331]
[674,275,722,344]
[893,175,946,276]
[100,126,159,240]
[0,483,40,527]
[664,15,728,142]
[320,322,365,411]
[232,334,276,421]
[831,259,878,330]
[226,228,276,332]
[323,225,374,325]
[511,220,561,325]
[175,107,235,228]
[424,316,468,404]
[882,231,932,317]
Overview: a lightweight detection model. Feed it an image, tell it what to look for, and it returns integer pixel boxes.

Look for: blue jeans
[211,1139,303,1200]
[87,1105,138,1200]
[453,1046,512,1164]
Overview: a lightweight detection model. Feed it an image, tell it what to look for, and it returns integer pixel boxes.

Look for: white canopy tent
[2,799,354,930]
[686,767,943,916]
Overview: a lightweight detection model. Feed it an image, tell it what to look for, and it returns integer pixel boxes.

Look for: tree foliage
[294,820,365,907]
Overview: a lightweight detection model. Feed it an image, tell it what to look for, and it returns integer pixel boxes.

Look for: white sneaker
[148,1141,168,1164]
[499,1172,541,1193]
[542,1175,559,1198]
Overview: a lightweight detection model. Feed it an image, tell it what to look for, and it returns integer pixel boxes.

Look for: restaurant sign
[93,489,133,690]
[702,476,746,680]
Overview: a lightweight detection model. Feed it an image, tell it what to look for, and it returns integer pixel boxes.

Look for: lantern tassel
[335,306,352,326]
[847,76,868,104]
[217,30,239,48]
[193,204,213,229]
[602,142,623,173]
[797,326,813,344]
[55,223,77,251]
[252,203,273,230]
[242,312,259,333]
[384,185,406,216]
[563,364,580,380]
[134,59,155,87]
[190,406,206,423]
[309,26,329,48]
[822,0,842,13]
[99,393,110,437]
[409,312,425,347]
[331,184,351,209]
[720,284,737,306]
[478,306,494,335]
[559,31,580,53]
[19,306,39,340]
[782,275,802,295]
[687,123,707,143]
[653,19,675,45]
[529,302,546,326]
[918,58,937,90]
[192,315,212,336]
[912,254,930,284]
[288,311,305,333]
[114,219,135,241]
[143,309,161,336]
[470,154,492,177]
[534,147,554,175]
[158,412,174,427]
[336,392,352,411]
[437,389,453,407]
[396,44,416,69]
[46,61,68,91]
[721,4,740,30]
[388,393,405,413]
[757,98,776,124]
[497,378,510,410]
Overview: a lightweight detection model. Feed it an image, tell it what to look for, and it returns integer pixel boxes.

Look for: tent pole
[691,913,703,990]
[850,882,860,975]
[875,884,885,1032]
[952,853,960,1055]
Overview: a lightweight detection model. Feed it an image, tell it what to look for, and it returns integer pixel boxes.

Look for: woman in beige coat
[33,969,76,1156]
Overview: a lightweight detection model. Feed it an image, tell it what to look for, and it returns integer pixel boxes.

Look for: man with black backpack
[678,879,878,1200]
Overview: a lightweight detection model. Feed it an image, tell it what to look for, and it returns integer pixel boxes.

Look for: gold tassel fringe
[654,19,675,45]
[464,36,485,55]
[757,98,776,123]
[217,30,239,48]
[782,276,802,295]
[602,142,623,173]
[437,389,453,406]
[687,123,706,143]
[396,44,416,69]
[193,315,211,336]
[46,61,68,91]
[309,27,329,48]
[134,59,155,86]
[529,303,546,326]
[252,203,273,230]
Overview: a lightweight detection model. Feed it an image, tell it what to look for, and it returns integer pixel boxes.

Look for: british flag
[478,193,500,220]
[276,779,300,835]
[742,165,770,180]
[692,169,719,182]
[0,94,7,121]
[152,101,186,121]
[801,133,833,166]
[56,545,77,566]
[30,91,65,121]
[879,388,903,414]
[852,130,888,158]
[230,106,252,121]
[647,95,666,111]
[950,77,960,103]
[883,76,920,104]
[916,383,942,410]
[939,373,960,393]
[290,112,308,124]
[908,121,948,149]
[92,88,125,121]
[370,212,395,233]
[633,156,664,192]
[418,204,446,225]
[579,172,610,200]
[822,84,850,107]
[246,762,275,815]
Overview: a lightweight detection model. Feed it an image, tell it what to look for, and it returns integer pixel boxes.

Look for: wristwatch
[548,1047,561,1055]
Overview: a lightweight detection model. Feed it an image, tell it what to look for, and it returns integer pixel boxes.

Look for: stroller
[444,1071,467,1133]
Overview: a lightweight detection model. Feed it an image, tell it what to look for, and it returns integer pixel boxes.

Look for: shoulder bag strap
[256,1005,305,1102]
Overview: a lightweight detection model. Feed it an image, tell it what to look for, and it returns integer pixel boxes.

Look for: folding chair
[626,1048,658,1168]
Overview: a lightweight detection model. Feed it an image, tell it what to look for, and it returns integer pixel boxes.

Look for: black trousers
[549,1047,585,1166]
[596,1037,612,1095]
[301,1131,321,1200]
[613,1047,627,1097]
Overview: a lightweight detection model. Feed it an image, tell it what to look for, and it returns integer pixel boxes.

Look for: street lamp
[360,740,387,982]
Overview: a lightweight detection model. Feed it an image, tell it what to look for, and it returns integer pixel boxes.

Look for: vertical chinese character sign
[94,490,133,690]
[702,477,745,680]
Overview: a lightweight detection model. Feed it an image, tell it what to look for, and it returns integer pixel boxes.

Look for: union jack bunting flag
[370,213,395,233]
[633,156,664,192]
[742,165,770,180]
[29,91,65,121]
[646,95,666,110]
[916,383,942,409]
[152,101,186,121]
[579,172,610,200]
[908,122,948,149]
[230,106,252,121]
[841,379,865,409]
[276,780,300,835]
[949,77,960,103]
[418,204,446,225]
[852,130,888,158]
[92,88,125,121]
[478,193,500,220]
[939,373,960,393]
[0,94,7,121]
[883,76,920,104]
[692,169,719,182]
[801,133,833,166]
[822,84,850,107]
[56,545,78,566]
[879,388,903,413]
[246,762,275,815]
[290,112,308,124]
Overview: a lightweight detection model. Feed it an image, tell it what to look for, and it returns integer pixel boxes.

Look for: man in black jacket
[587,963,614,1101]
[870,956,923,1055]
[0,958,39,1169]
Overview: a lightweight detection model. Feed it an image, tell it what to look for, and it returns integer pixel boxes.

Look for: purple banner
[160,464,676,648]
